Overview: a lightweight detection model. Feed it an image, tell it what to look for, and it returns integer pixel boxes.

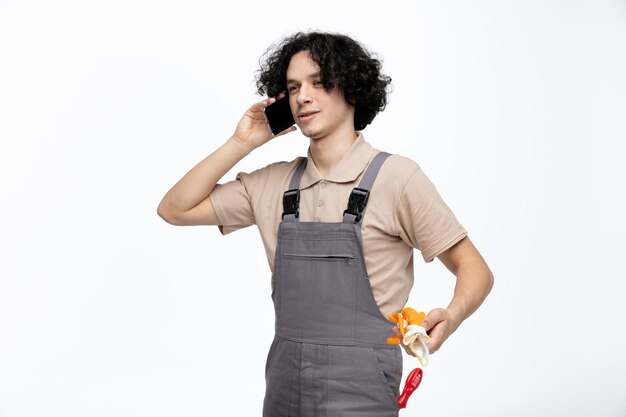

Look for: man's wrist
[446,306,465,332]
[226,135,255,157]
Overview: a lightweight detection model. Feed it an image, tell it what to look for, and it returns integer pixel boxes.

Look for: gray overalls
[263,152,403,417]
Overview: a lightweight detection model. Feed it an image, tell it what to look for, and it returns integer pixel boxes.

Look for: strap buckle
[282,189,300,219]
[343,187,370,223]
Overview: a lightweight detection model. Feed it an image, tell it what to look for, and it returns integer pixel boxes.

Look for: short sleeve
[396,166,467,263]
[209,171,255,235]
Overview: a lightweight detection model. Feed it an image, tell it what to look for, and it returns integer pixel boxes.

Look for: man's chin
[301,128,321,140]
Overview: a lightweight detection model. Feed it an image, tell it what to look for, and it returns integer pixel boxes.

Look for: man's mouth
[298,111,319,122]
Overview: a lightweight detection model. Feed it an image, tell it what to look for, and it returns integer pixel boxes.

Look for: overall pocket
[278,252,358,342]
[367,347,402,409]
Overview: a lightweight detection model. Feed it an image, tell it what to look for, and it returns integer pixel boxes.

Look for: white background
[1,1,625,416]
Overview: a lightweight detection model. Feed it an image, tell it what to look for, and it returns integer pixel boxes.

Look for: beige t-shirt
[209,133,467,318]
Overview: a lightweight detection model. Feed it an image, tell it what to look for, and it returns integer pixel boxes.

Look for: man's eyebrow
[287,71,321,84]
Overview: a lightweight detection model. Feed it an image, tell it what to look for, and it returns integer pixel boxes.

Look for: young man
[157,31,493,416]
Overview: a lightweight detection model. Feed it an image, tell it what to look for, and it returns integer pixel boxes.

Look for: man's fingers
[247,96,275,113]
[421,308,452,354]
[426,324,444,353]
[250,92,287,112]
[423,307,447,332]
[392,326,401,338]
[273,125,297,138]
[250,97,276,112]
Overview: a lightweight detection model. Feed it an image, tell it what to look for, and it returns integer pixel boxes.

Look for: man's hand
[421,308,461,354]
[232,93,297,152]
[393,308,460,355]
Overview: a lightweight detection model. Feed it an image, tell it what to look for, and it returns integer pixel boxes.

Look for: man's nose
[296,83,312,105]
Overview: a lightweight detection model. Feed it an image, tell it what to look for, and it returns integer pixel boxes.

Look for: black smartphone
[264,96,295,135]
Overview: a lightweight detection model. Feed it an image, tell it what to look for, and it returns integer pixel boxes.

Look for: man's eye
[313,80,322,86]
[288,86,298,93]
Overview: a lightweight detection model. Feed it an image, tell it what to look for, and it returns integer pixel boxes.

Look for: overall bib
[263,152,403,417]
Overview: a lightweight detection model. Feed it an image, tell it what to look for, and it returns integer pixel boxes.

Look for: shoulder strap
[282,157,307,222]
[342,151,391,224]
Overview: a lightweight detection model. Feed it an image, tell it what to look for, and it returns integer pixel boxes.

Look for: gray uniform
[263,152,403,417]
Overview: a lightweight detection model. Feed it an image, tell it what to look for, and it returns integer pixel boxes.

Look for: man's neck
[309,129,358,177]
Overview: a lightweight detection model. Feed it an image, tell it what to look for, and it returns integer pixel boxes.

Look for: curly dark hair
[256,31,392,131]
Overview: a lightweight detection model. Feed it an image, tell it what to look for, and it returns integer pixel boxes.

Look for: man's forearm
[446,259,494,331]
[157,136,251,216]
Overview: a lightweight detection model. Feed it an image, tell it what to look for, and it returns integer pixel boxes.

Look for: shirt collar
[299,132,378,190]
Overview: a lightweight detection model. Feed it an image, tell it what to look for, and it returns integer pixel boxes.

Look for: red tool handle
[397,367,423,408]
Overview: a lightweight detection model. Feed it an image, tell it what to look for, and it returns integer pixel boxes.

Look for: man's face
[286,51,355,140]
